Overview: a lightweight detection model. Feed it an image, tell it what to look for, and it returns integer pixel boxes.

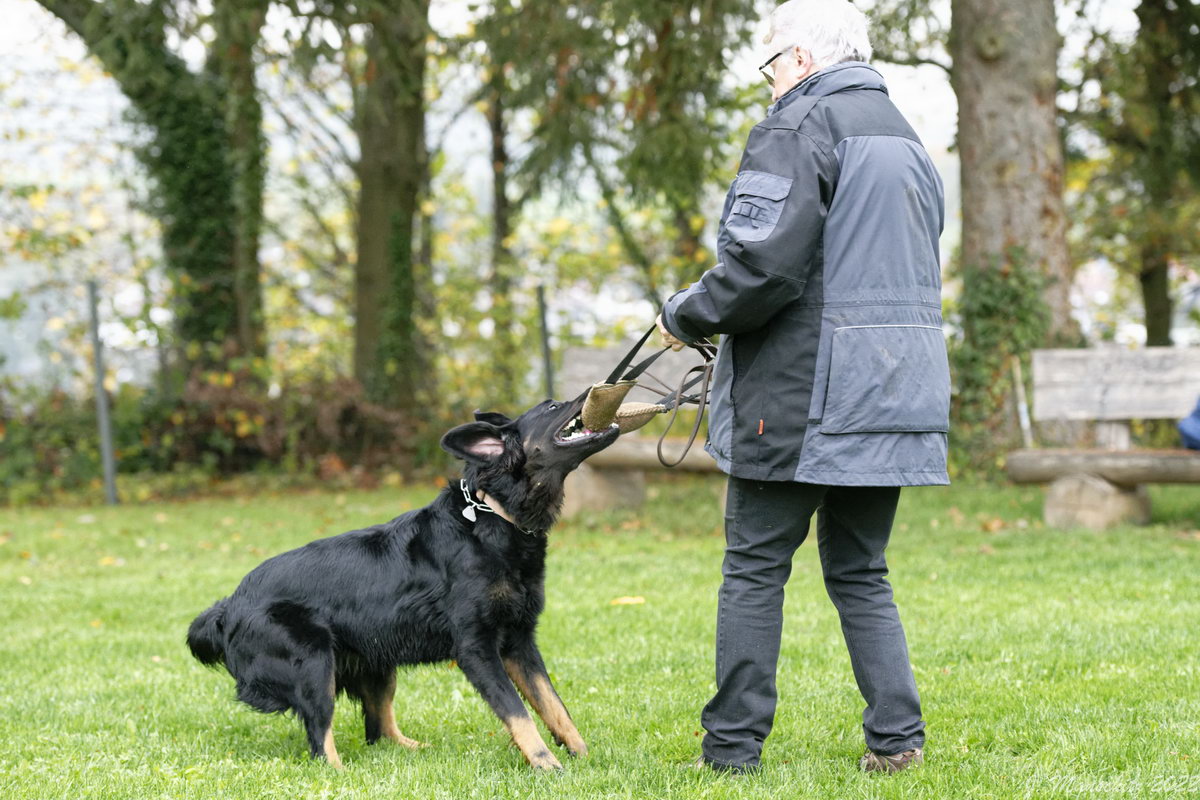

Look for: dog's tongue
[580,380,636,430]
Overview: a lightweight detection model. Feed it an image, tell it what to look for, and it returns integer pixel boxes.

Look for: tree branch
[582,141,663,308]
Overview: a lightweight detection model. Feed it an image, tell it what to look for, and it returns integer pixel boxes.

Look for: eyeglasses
[758,45,793,86]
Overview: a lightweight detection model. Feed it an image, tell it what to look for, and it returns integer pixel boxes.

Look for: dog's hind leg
[503,638,588,757]
[298,666,343,769]
[455,642,562,770]
[360,671,425,749]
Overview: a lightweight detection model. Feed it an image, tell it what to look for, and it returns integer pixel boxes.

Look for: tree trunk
[486,71,524,404]
[948,0,1076,468]
[211,0,269,364]
[353,2,430,418]
[950,0,1074,343]
[1140,239,1173,346]
[36,0,251,374]
[1131,0,1182,347]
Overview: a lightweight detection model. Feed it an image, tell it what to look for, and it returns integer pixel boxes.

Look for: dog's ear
[473,410,513,427]
[441,422,507,463]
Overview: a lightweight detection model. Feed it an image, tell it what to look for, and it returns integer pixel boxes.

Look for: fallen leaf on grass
[154,513,169,523]
[98,556,126,567]
[76,514,96,524]
[610,596,646,606]
[89,619,103,628]
[981,518,1005,533]
[18,576,32,586]
[0,531,11,545]
[978,544,996,555]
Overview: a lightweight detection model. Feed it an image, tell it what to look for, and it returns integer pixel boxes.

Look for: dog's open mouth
[554,414,618,446]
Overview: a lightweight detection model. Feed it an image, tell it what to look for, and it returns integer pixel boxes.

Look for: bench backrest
[1032,347,1200,422]
[558,340,708,404]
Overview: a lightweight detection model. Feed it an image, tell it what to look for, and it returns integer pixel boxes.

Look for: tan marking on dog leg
[376,673,427,749]
[504,660,587,757]
[323,727,343,770]
[505,715,561,770]
[531,674,587,756]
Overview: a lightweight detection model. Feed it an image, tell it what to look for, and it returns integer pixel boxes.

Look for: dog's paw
[388,733,428,750]
[528,749,564,771]
[558,737,587,758]
[551,731,588,757]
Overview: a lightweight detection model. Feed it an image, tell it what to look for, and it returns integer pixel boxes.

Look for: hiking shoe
[859,747,923,773]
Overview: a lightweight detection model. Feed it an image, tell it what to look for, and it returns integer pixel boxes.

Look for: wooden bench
[1006,347,1200,529]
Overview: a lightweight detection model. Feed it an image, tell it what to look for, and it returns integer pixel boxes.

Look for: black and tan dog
[186,396,619,769]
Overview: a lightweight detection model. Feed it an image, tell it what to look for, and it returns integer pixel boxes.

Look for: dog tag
[462,505,477,522]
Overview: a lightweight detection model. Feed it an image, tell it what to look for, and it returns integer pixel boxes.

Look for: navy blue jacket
[660,63,950,485]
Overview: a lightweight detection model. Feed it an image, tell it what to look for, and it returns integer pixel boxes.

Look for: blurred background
[0,0,1196,504]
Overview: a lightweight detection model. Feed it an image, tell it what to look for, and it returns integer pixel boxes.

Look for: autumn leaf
[610,596,645,606]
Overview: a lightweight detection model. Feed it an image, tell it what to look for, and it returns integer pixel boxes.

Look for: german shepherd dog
[186,396,619,770]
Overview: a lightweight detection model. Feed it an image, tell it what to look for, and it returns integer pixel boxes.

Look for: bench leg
[1044,473,1151,529]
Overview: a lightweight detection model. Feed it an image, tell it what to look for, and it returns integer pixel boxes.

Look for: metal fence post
[536,284,554,399]
[87,280,119,505]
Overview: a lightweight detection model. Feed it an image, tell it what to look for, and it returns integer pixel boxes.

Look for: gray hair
[764,0,873,69]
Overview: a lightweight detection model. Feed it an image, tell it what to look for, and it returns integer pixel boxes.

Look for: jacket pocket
[726,170,793,244]
[821,324,950,434]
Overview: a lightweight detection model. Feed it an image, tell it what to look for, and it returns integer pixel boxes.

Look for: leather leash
[602,324,717,468]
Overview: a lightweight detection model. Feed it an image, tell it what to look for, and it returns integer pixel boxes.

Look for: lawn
[1,477,1198,799]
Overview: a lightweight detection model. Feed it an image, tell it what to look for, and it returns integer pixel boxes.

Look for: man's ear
[441,422,507,463]
[473,409,514,427]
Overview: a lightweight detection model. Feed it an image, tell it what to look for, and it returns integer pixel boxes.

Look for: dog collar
[459,479,536,536]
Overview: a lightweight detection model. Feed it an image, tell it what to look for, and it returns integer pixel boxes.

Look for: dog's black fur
[187,394,618,769]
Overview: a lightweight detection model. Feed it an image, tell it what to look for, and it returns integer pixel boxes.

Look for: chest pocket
[726,170,793,244]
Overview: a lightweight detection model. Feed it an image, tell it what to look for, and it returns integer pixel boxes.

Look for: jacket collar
[767,61,888,116]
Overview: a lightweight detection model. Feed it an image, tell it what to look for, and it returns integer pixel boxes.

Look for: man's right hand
[656,314,686,352]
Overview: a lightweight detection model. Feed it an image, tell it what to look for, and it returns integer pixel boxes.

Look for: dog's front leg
[503,640,588,758]
[456,646,563,770]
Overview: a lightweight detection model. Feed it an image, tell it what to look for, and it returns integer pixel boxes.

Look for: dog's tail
[187,599,229,666]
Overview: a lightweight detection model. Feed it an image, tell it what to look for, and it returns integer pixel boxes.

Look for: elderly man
[657,0,949,775]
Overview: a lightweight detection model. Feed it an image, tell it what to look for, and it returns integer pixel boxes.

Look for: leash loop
[656,360,713,468]
[594,322,718,469]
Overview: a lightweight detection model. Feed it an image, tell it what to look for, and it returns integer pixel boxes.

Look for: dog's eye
[548,404,559,411]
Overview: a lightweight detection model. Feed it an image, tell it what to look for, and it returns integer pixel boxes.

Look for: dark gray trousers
[700,477,924,768]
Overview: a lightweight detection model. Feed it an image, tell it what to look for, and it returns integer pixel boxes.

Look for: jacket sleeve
[660,126,836,344]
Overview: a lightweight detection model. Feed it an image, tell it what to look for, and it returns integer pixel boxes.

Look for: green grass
[1,478,1198,799]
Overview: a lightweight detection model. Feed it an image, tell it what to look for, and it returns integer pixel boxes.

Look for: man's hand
[656,314,686,352]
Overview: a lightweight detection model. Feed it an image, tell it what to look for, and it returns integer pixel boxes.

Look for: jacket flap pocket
[735,170,792,200]
[821,325,950,435]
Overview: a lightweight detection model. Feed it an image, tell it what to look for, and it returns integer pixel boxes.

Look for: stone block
[561,464,646,518]
[1044,473,1151,530]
